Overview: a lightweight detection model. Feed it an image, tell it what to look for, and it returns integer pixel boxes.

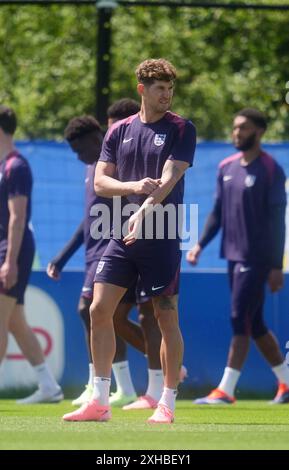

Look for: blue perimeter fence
[8,141,289,396]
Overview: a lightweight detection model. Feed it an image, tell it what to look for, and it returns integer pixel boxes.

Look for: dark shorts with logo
[82,259,150,305]
[94,238,181,297]
[228,261,270,338]
[80,259,99,300]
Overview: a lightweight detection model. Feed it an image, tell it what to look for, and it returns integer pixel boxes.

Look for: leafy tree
[0,5,96,138]
[0,1,288,139]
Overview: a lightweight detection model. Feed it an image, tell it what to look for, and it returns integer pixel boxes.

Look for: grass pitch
[0,399,289,450]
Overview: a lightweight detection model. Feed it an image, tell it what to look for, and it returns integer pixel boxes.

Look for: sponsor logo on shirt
[96,260,105,274]
[245,175,256,187]
[123,137,133,143]
[223,175,232,182]
[154,134,166,146]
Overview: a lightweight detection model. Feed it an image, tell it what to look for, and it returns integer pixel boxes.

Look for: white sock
[159,387,177,412]
[112,361,136,396]
[146,369,163,401]
[34,362,59,392]
[218,367,240,397]
[272,361,289,386]
[92,377,111,406]
[88,363,95,387]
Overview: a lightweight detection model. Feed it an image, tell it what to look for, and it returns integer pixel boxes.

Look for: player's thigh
[0,294,17,325]
[231,263,268,315]
[136,240,181,298]
[8,304,28,335]
[114,301,134,322]
[78,295,91,316]
[90,282,128,321]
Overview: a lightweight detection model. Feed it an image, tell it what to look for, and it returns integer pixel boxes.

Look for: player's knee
[113,315,126,338]
[113,313,122,330]
[89,299,110,327]
[78,297,91,322]
[138,300,154,316]
[138,311,145,326]
[138,304,155,327]
[139,304,160,335]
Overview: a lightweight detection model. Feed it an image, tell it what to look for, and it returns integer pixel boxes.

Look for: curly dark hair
[0,105,17,135]
[107,98,140,121]
[64,115,101,142]
[136,59,177,86]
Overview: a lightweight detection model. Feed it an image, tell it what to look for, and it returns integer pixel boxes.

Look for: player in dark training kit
[49,102,174,409]
[47,111,142,407]
[0,105,63,404]
[63,59,196,424]
[187,108,289,405]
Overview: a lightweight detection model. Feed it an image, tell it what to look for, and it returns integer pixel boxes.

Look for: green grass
[1,400,289,450]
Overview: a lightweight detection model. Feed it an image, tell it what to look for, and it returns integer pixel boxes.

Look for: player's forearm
[94,175,136,197]
[140,181,175,215]
[138,167,181,213]
[269,204,286,269]
[6,215,26,264]
[198,202,222,249]
[51,221,84,270]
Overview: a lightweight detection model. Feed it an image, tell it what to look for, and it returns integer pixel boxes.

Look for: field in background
[1,400,289,450]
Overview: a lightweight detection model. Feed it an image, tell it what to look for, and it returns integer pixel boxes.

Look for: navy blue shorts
[228,261,269,339]
[94,238,181,297]
[0,231,35,305]
[80,259,99,300]
[121,277,150,305]
[81,259,150,305]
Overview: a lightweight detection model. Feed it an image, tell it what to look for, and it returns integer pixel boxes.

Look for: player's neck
[0,138,16,162]
[240,145,262,166]
[139,107,165,124]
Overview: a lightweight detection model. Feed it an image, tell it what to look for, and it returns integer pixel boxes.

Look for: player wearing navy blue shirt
[63,59,196,424]
[187,108,289,405]
[47,112,142,407]
[0,105,63,404]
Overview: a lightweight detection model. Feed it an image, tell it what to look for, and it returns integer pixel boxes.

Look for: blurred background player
[0,105,63,404]
[47,99,168,408]
[47,112,139,407]
[187,108,289,405]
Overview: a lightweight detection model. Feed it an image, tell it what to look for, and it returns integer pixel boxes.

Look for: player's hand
[123,210,143,246]
[267,268,284,293]
[186,244,202,265]
[133,178,161,195]
[0,260,18,290]
[46,262,61,280]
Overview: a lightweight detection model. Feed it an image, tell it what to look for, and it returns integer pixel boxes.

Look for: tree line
[0,2,288,140]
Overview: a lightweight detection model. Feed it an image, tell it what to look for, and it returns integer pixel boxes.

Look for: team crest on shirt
[154,134,166,146]
[244,175,256,187]
[96,261,105,274]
